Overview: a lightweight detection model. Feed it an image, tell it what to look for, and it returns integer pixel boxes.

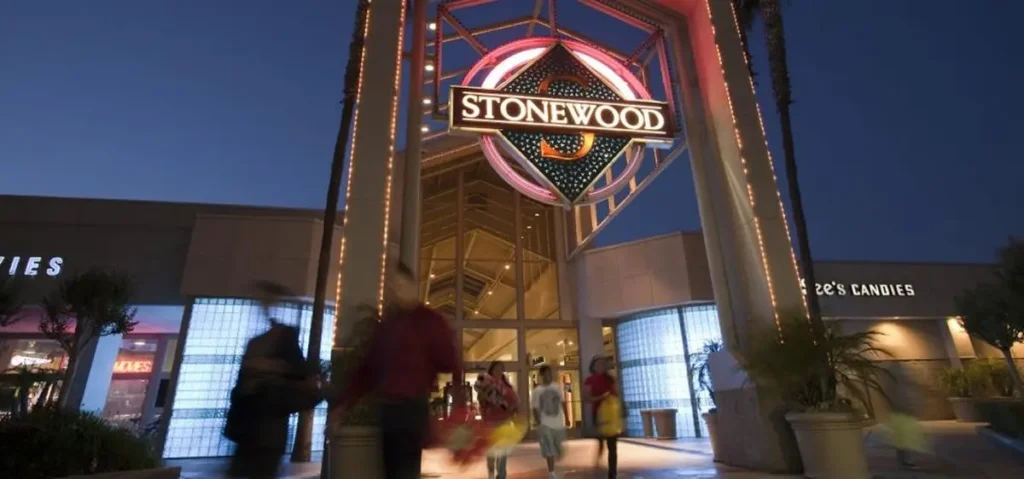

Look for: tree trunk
[291,0,372,463]
[999,348,1024,398]
[761,1,825,334]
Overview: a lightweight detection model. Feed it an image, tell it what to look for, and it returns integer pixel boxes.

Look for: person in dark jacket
[337,263,462,479]
[225,282,324,479]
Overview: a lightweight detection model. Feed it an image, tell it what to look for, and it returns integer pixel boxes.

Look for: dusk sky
[2,1,1022,263]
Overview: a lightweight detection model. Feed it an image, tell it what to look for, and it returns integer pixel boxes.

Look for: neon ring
[462,38,652,206]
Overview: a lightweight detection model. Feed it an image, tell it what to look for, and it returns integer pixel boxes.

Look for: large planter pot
[948,397,984,422]
[651,408,678,440]
[327,426,382,479]
[640,410,654,437]
[785,412,869,479]
[702,411,722,462]
[60,467,181,479]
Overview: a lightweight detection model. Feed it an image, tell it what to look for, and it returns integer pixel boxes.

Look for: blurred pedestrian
[884,411,929,470]
[224,281,325,479]
[584,355,619,479]
[532,365,568,479]
[336,263,462,479]
[475,361,518,479]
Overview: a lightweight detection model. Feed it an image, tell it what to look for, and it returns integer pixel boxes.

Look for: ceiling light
[425,63,435,72]
[423,98,432,105]
[430,273,436,278]
[534,213,540,217]
[488,291,493,295]
[428,22,437,31]
[421,125,429,133]
[504,264,510,270]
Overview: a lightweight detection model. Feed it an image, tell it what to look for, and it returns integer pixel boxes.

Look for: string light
[333,1,375,348]
[727,1,810,319]
[421,125,430,133]
[428,21,437,31]
[703,0,787,332]
[425,63,435,72]
[377,1,409,314]
[423,98,432,105]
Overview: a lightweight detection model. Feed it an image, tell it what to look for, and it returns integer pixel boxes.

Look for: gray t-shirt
[531,383,566,429]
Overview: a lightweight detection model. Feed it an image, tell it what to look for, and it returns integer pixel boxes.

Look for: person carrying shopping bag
[475,361,519,479]
[584,355,622,479]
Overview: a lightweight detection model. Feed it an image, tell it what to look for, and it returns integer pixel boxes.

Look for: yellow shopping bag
[489,418,527,455]
[597,395,623,437]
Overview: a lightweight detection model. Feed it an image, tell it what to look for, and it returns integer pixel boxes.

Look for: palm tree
[290,0,372,463]
[732,0,824,332]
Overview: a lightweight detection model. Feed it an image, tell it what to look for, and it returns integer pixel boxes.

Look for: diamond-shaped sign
[450,42,673,206]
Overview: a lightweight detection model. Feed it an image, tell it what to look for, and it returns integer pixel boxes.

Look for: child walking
[532,365,568,479]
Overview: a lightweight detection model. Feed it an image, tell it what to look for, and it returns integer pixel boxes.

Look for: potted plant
[689,340,723,460]
[740,317,894,479]
[938,366,981,422]
[326,304,381,479]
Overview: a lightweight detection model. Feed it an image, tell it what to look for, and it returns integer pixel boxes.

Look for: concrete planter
[59,467,181,479]
[326,426,382,479]
[948,397,984,422]
[651,408,678,439]
[701,411,722,462]
[640,410,654,437]
[785,412,869,479]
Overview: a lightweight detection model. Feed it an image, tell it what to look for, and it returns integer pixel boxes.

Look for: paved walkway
[171,421,1024,478]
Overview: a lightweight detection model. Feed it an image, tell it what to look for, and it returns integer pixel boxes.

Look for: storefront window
[0,339,65,372]
[522,197,559,320]
[463,328,518,362]
[103,379,149,427]
[525,329,578,368]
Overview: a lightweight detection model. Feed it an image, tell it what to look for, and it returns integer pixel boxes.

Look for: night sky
[1,1,1021,263]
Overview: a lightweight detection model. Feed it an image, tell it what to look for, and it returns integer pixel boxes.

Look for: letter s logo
[46,257,63,276]
[538,75,595,161]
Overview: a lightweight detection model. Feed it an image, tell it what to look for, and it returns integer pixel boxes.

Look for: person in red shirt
[337,264,462,479]
[584,355,618,479]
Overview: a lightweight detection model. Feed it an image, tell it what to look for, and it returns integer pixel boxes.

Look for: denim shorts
[538,426,567,458]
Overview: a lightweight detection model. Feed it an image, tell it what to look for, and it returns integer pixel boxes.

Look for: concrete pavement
[171,421,1024,478]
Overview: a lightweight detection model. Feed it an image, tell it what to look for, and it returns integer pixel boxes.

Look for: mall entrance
[335,0,814,472]
[418,154,583,432]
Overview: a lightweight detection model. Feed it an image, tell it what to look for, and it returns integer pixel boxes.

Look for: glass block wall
[615,303,721,438]
[163,298,334,458]
[681,304,722,437]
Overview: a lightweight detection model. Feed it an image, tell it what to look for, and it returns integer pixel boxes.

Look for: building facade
[1,195,1018,459]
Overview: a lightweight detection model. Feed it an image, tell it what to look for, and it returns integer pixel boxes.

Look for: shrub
[966,359,1015,398]
[0,406,159,478]
[937,367,970,398]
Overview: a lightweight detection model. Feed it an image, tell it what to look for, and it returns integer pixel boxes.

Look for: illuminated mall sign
[450,88,671,139]
[449,39,675,207]
[801,279,916,298]
[0,255,64,277]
